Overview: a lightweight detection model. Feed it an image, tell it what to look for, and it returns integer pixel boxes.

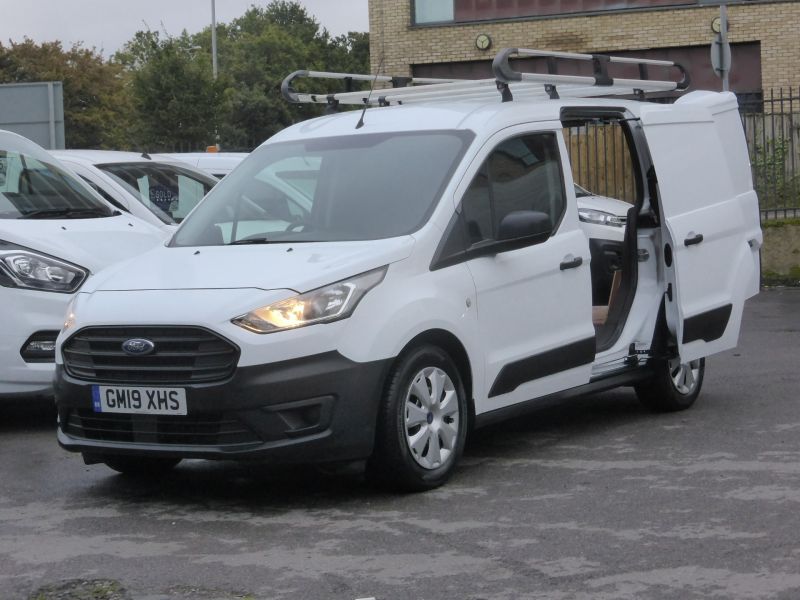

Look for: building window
[414,0,455,24]
[413,0,695,25]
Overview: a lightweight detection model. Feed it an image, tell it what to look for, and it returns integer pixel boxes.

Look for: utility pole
[211,0,218,80]
[703,0,732,91]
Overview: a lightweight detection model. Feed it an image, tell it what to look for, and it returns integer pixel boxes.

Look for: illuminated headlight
[0,243,88,293]
[232,266,387,334]
[578,208,626,228]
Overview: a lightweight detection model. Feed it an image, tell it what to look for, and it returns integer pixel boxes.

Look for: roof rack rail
[492,48,690,93]
[280,48,690,108]
[281,70,463,105]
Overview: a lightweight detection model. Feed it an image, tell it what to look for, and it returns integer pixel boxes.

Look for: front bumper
[0,288,70,399]
[56,351,391,464]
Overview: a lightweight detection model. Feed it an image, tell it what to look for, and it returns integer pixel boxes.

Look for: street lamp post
[719,4,729,92]
[211,0,220,151]
[211,0,218,80]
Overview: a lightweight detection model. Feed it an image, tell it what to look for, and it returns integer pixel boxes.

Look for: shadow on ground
[1,397,57,433]
[69,388,653,510]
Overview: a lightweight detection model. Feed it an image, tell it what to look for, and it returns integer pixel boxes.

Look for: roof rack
[280,48,690,108]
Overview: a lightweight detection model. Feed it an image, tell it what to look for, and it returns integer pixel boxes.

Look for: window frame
[411,0,456,25]
[431,130,569,270]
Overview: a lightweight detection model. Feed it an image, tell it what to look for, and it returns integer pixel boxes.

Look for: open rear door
[639,92,762,362]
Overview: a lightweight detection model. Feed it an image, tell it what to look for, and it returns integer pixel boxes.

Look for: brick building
[367,0,800,95]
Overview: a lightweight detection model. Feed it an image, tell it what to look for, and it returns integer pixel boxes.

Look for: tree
[0,1,369,151]
[116,31,223,150]
[117,1,371,150]
[0,39,130,148]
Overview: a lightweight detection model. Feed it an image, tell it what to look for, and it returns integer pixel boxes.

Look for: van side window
[461,133,565,245]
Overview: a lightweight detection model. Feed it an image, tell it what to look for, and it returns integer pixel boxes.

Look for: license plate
[91,385,187,416]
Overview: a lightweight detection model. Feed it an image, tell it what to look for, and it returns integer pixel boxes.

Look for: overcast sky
[0,0,369,57]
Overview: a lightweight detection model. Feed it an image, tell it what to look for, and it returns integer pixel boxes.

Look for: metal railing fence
[565,88,800,220]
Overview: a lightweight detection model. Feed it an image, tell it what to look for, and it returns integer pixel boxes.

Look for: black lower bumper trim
[56,351,391,464]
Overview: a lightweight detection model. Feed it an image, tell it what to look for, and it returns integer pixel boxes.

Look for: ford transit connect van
[54,50,761,490]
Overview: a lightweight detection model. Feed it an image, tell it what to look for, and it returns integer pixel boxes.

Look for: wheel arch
[394,328,475,429]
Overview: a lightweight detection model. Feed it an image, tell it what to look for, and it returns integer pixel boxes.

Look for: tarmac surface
[1,289,799,600]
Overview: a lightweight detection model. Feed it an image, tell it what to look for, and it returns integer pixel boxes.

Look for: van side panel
[676,91,761,299]
[640,95,761,362]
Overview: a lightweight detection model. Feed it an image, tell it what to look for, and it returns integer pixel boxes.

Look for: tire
[367,345,469,492]
[635,357,705,412]
[102,456,181,476]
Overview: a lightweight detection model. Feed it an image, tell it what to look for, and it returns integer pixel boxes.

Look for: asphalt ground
[1,289,799,600]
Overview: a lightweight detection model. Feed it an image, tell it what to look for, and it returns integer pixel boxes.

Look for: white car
[575,183,629,242]
[51,151,218,231]
[54,53,761,490]
[573,184,631,305]
[0,132,165,400]
[154,152,248,178]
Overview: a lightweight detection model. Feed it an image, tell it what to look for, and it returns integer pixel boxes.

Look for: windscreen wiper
[19,207,114,219]
[228,237,274,245]
[228,237,319,245]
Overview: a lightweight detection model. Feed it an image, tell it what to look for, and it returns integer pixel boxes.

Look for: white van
[54,50,761,490]
[50,151,218,231]
[154,152,248,178]
[0,132,165,400]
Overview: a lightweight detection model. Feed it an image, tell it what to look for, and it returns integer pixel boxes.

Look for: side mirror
[497,210,551,241]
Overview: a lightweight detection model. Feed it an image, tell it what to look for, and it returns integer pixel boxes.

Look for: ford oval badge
[121,338,156,356]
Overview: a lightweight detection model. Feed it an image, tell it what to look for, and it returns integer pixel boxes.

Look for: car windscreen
[0,151,114,220]
[97,163,217,224]
[171,130,474,246]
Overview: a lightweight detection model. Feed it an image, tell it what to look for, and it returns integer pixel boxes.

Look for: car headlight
[0,242,88,293]
[232,266,387,334]
[578,208,626,228]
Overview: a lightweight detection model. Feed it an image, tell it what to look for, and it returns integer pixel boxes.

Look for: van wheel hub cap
[669,358,701,395]
[404,367,459,470]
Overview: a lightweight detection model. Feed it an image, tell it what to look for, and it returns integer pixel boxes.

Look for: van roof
[269,92,731,145]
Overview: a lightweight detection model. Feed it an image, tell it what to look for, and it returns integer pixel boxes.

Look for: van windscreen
[0,151,114,220]
[171,130,474,246]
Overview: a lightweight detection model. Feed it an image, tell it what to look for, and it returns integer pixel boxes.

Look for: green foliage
[116,30,224,150]
[0,1,369,151]
[761,218,800,228]
[115,0,370,150]
[751,137,800,210]
[0,39,130,148]
[762,269,800,287]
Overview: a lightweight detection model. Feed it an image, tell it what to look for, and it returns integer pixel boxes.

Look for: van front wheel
[367,345,468,492]
[635,357,705,412]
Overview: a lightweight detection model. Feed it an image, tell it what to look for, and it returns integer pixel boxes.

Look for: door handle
[684,233,704,247]
[560,256,583,271]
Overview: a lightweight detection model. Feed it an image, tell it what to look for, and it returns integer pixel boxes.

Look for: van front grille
[62,326,239,384]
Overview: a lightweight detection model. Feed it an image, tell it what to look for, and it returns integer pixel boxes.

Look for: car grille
[62,326,239,384]
[63,409,261,446]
